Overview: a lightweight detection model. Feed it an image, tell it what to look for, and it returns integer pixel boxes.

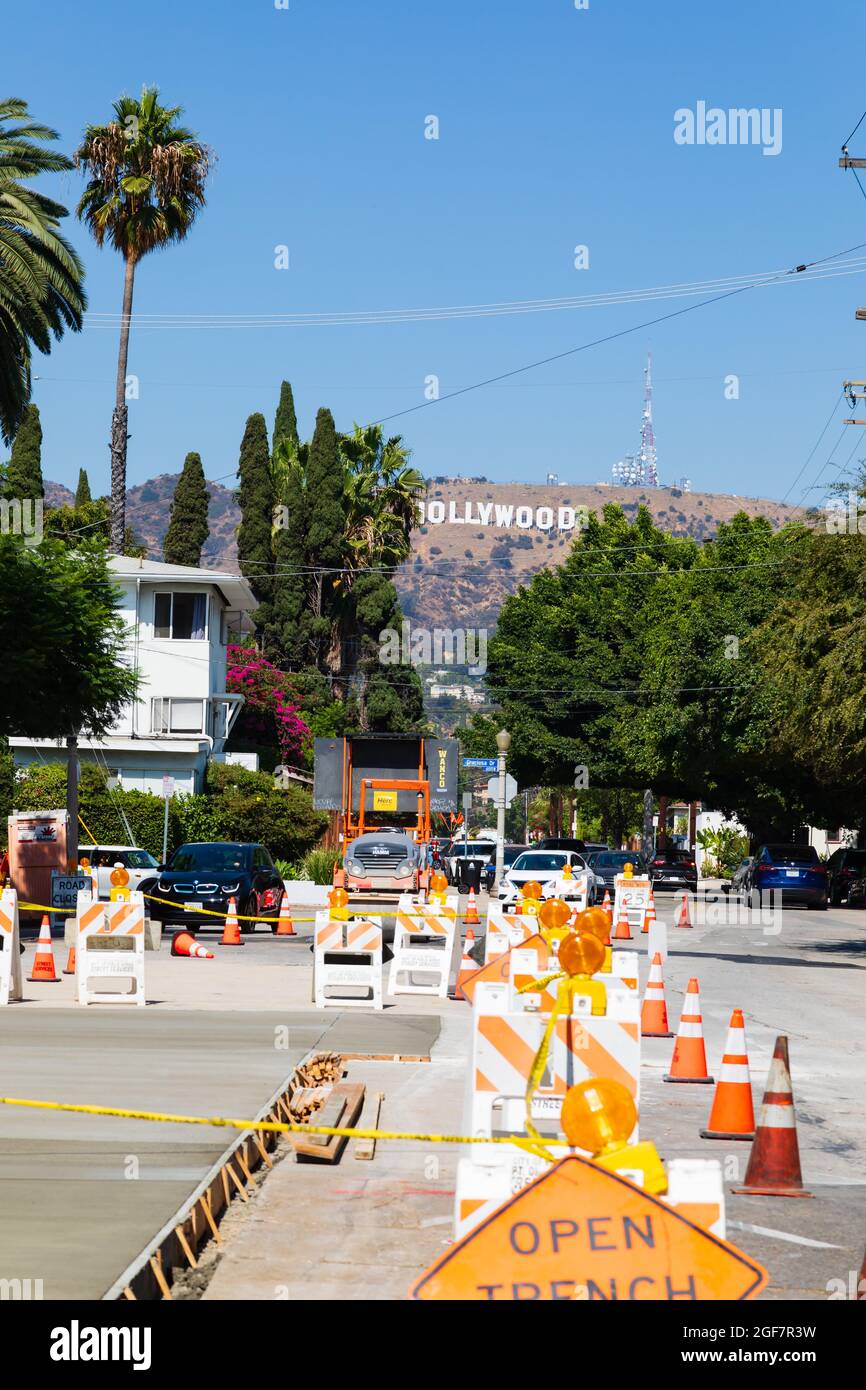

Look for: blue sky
[6,0,866,505]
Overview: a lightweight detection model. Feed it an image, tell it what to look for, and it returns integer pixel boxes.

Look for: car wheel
[238,895,256,934]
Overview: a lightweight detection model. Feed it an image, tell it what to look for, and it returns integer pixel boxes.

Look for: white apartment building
[10,555,256,795]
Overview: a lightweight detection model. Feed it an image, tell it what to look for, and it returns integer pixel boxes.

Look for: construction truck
[313,734,459,902]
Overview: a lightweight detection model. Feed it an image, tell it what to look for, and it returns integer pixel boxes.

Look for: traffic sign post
[410,1155,768,1301]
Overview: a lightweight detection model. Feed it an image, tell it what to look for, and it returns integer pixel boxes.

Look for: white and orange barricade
[388,893,459,997]
[75,890,146,1006]
[665,1158,726,1238]
[483,905,536,964]
[313,913,383,1010]
[613,873,652,936]
[507,937,639,1019]
[0,887,23,1005]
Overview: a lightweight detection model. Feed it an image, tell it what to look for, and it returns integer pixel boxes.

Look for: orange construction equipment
[464,887,480,926]
[171,930,214,960]
[700,1008,756,1140]
[275,893,296,936]
[601,888,613,926]
[663,977,714,1084]
[642,888,656,935]
[676,892,693,929]
[612,902,632,940]
[640,951,674,1038]
[733,1036,812,1197]
[62,944,76,975]
[28,915,60,983]
[219,896,244,947]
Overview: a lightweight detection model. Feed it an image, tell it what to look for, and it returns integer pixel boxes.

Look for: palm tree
[0,97,86,444]
[339,424,425,571]
[75,87,211,549]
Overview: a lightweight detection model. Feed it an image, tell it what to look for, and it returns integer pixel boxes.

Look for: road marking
[728,1219,844,1249]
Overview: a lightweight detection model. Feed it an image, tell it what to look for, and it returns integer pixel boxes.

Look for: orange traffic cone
[663,978,714,1084]
[700,1008,755,1140]
[28,915,60,982]
[641,952,674,1038]
[171,930,214,960]
[733,1036,812,1197]
[219,896,244,947]
[642,889,656,935]
[601,889,613,926]
[612,903,632,940]
[63,944,76,975]
[275,893,296,936]
[676,892,693,929]
[464,887,480,926]
[464,924,476,951]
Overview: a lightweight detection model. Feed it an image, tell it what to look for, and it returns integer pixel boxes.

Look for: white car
[79,844,161,900]
[497,849,598,907]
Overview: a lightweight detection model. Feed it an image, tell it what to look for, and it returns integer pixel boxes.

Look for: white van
[80,845,160,900]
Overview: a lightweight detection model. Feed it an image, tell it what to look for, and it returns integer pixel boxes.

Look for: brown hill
[46,475,805,629]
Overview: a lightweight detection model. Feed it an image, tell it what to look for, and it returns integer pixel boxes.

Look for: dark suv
[141,842,284,934]
[648,848,698,893]
[825,847,866,906]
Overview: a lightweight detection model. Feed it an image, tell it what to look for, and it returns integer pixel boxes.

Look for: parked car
[742,844,828,910]
[140,841,284,933]
[825,847,866,906]
[726,856,754,898]
[79,844,160,900]
[583,842,610,855]
[648,847,698,893]
[483,844,530,892]
[538,837,587,854]
[498,849,597,906]
[589,850,647,898]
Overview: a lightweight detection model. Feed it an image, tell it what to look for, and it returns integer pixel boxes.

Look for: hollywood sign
[418,500,589,531]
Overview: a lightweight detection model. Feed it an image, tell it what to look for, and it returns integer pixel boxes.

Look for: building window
[154,591,208,640]
[151,698,204,734]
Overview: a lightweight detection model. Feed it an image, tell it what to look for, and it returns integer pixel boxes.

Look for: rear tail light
[652,858,665,867]
[757,865,774,875]
[813,865,827,876]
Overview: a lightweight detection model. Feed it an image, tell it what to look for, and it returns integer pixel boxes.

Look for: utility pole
[642,789,654,857]
[66,735,79,871]
[493,729,511,893]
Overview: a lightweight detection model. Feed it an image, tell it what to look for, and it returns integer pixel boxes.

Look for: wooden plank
[289,1083,365,1163]
[354,1092,384,1161]
[306,1093,347,1147]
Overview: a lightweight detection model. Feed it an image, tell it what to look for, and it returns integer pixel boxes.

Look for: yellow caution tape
[0,1095,560,1157]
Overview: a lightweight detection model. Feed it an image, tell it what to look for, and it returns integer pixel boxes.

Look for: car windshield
[503,846,530,865]
[171,844,249,872]
[124,850,159,869]
[765,845,819,866]
[595,852,644,869]
[511,852,569,872]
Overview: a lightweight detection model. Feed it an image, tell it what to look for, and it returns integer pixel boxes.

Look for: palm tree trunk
[110,253,136,552]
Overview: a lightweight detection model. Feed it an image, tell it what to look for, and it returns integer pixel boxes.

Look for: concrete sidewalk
[203,1014,470,1301]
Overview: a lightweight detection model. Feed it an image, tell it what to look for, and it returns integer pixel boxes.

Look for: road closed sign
[409,1155,767,1301]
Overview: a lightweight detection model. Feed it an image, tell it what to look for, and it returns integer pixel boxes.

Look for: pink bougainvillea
[227,644,310,763]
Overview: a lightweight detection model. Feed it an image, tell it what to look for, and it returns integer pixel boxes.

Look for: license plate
[785,870,799,878]
[183,901,203,912]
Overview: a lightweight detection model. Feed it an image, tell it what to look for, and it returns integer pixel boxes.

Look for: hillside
[45,476,806,630]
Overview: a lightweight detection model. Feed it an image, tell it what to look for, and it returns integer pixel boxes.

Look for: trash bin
[465,858,483,894]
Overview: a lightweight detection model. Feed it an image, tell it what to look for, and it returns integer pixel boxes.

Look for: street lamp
[494,729,511,894]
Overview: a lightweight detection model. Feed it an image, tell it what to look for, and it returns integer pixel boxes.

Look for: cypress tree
[270,444,310,664]
[6,404,43,500]
[75,468,92,506]
[163,453,210,567]
[305,408,346,665]
[236,412,274,621]
[272,380,299,453]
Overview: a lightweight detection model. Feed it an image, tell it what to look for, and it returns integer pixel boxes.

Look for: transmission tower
[639,352,658,487]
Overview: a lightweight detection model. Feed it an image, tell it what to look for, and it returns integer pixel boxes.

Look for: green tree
[163,452,210,566]
[0,98,85,443]
[75,468,92,506]
[6,403,43,500]
[75,87,211,550]
[305,407,346,668]
[236,412,274,626]
[0,537,138,738]
[272,379,299,454]
[269,436,309,664]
